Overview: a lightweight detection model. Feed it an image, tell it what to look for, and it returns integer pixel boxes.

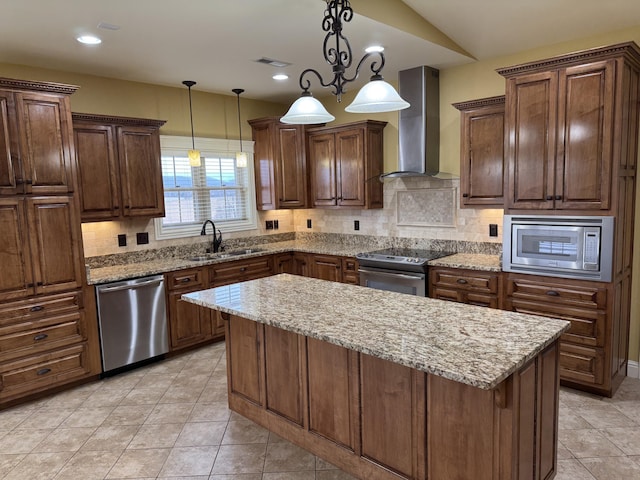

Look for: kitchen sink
[185,248,266,262]
[185,255,216,262]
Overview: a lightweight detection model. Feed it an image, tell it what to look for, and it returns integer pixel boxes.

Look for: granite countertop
[428,253,502,272]
[183,274,569,390]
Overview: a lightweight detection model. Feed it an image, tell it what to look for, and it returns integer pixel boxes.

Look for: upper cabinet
[498,43,640,213]
[453,96,505,208]
[249,117,308,210]
[307,120,386,209]
[0,79,77,196]
[72,113,166,222]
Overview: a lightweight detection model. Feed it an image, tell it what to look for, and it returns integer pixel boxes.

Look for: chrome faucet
[201,220,222,253]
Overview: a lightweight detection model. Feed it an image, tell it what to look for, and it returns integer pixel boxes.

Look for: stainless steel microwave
[502,215,614,282]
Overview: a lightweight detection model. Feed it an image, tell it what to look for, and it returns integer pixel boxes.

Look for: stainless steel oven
[356,249,453,296]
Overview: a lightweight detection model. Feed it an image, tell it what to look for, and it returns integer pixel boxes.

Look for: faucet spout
[200,220,222,253]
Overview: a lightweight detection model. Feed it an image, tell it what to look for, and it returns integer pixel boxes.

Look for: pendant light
[232,88,247,168]
[182,80,201,167]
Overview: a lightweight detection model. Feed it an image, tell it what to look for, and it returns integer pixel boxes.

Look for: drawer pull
[240,267,247,272]
[30,305,44,312]
[33,333,49,341]
[546,290,560,296]
[181,278,190,283]
[37,368,52,376]
[456,278,468,284]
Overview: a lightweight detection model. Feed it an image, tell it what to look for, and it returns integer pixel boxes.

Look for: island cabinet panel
[227,315,263,406]
[264,325,304,426]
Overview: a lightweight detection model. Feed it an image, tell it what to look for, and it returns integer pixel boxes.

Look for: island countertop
[182,274,569,390]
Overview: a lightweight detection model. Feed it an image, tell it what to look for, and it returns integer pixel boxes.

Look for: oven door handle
[358,268,425,280]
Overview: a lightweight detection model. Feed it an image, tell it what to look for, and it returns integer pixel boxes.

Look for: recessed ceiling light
[273,74,289,81]
[77,35,102,45]
[365,45,384,53]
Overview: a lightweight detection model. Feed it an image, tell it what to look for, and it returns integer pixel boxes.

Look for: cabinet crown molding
[452,95,505,111]
[0,77,79,95]
[72,112,166,128]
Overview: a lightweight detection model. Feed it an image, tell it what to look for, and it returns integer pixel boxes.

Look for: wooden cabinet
[307,120,386,209]
[499,43,640,213]
[72,113,166,221]
[0,196,84,303]
[273,252,295,274]
[0,82,77,196]
[453,96,505,207]
[249,117,308,210]
[341,257,359,285]
[430,267,502,309]
[209,256,273,287]
[308,254,342,282]
[504,273,617,395]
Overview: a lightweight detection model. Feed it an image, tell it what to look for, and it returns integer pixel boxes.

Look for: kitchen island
[183,274,570,480]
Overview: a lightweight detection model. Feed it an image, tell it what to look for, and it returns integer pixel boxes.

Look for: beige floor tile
[42,389,93,409]
[103,405,155,426]
[175,421,227,447]
[171,373,211,389]
[3,451,73,480]
[105,447,171,479]
[145,403,195,425]
[0,410,32,430]
[0,428,53,454]
[81,424,140,452]
[37,427,96,452]
[0,454,26,477]
[559,411,594,430]
[581,456,640,479]
[211,444,267,475]
[197,384,228,404]
[268,432,288,444]
[560,388,608,407]
[557,442,574,460]
[100,372,143,391]
[159,386,205,404]
[60,406,115,428]
[188,402,231,423]
[119,388,168,406]
[208,475,262,480]
[54,450,121,480]
[15,408,76,429]
[222,420,269,445]
[316,471,357,480]
[128,423,183,449]
[600,427,640,456]
[81,388,130,407]
[157,445,218,476]
[559,429,625,458]
[157,476,209,480]
[263,442,316,473]
[262,472,316,480]
[555,459,596,480]
[315,457,339,470]
[577,405,637,429]
[144,358,189,375]
[134,373,178,390]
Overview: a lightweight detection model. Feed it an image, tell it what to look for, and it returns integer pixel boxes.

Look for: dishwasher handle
[98,278,164,293]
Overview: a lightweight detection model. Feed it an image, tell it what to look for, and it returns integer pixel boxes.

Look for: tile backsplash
[81,177,503,258]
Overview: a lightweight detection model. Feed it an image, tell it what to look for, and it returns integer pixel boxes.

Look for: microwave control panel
[583,230,600,268]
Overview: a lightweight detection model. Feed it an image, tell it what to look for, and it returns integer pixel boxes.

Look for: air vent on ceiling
[255,57,291,68]
[97,22,120,31]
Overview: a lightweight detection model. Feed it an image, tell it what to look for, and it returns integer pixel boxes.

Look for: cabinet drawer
[166,269,204,290]
[0,344,91,402]
[505,275,607,309]
[342,258,359,285]
[432,288,499,309]
[0,311,85,360]
[0,291,83,327]
[559,343,604,386]
[431,268,499,294]
[506,298,605,347]
[210,257,273,286]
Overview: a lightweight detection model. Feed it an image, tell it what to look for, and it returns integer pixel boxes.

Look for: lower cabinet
[430,267,501,308]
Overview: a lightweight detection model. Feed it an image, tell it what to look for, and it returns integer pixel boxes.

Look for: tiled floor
[1,342,640,480]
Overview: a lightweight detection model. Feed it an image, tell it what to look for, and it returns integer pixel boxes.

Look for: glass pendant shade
[345,77,410,113]
[188,149,201,167]
[236,151,247,168]
[281,94,335,124]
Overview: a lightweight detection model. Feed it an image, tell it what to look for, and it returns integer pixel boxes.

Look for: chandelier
[281,0,409,124]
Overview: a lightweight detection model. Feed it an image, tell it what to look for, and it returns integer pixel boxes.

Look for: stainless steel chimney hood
[381,65,451,179]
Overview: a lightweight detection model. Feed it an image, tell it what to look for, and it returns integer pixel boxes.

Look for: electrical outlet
[354,220,360,231]
[274,219,279,230]
[117,234,127,247]
[136,232,149,245]
[265,220,274,230]
[489,224,498,237]
[307,219,312,229]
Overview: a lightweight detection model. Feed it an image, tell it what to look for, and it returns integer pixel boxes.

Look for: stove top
[356,248,453,272]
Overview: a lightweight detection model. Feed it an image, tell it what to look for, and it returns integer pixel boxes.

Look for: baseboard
[627,360,640,379]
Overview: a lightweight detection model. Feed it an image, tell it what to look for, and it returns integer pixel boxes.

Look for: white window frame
[154,135,257,240]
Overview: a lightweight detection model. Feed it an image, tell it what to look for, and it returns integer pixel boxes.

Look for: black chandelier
[281,0,409,124]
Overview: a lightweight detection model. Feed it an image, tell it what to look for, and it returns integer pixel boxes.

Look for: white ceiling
[1,0,639,104]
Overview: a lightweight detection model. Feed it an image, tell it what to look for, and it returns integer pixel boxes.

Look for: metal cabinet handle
[33,333,48,341]
[456,278,468,284]
[555,195,562,200]
[30,305,44,312]
[546,290,559,296]
[37,368,52,376]
[240,267,247,272]
[546,195,553,200]
[462,193,469,198]
[25,179,33,185]
[181,278,191,283]
[15,179,25,185]
[36,282,43,286]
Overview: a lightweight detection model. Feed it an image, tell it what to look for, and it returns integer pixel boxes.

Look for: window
[155,136,256,240]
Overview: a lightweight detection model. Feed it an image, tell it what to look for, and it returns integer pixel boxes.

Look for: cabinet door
[0,91,23,195]
[168,291,213,350]
[27,196,84,296]
[309,133,337,207]
[15,92,74,194]
[309,254,341,282]
[335,128,365,207]
[294,253,310,277]
[0,198,34,301]
[506,71,557,209]
[555,60,615,210]
[276,124,307,208]
[116,126,165,217]
[274,253,295,274]
[460,103,505,207]
[252,121,277,210]
[74,123,120,221]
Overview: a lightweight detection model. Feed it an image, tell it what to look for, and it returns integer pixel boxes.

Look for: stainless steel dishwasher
[95,274,168,372]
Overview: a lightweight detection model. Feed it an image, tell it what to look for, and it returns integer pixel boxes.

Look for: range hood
[381,65,449,179]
